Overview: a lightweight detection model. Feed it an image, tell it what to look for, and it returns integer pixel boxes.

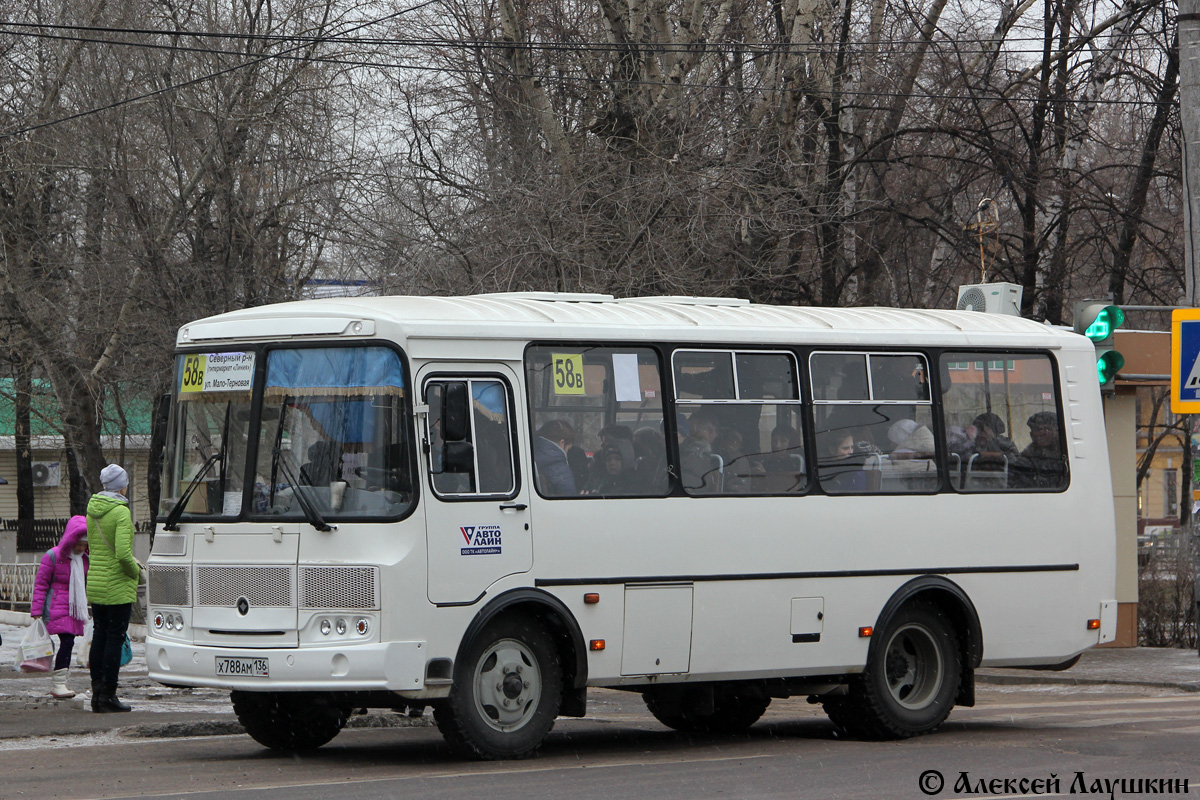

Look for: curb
[976,670,1200,693]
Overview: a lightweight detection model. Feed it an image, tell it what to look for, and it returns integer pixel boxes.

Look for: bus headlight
[355,618,369,636]
[320,619,332,636]
[335,618,347,636]
[153,613,164,630]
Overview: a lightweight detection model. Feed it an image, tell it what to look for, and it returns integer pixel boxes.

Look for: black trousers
[89,603,131,686]
[53,633,75,671]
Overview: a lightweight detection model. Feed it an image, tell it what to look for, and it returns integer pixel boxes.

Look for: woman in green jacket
[85,464,140,713]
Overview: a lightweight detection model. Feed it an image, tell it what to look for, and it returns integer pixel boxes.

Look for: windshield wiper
[271,433,333,532]
[267,402,332,532]
[163,403,232,531]
[162,450,223,532]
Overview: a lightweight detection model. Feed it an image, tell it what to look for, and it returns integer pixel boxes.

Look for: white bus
[146,293,1117,759]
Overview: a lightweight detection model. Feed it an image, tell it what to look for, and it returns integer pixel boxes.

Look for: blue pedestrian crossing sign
[1171,309,1200,412]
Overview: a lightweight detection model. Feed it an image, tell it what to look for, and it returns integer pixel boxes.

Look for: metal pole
[1182,0,1200,652]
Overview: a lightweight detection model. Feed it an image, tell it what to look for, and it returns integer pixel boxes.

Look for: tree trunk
[14,357,35,544]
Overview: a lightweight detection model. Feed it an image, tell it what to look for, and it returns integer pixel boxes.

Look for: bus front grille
[301,566,379,610]
[148,566,190,606]
[195,566,293,608]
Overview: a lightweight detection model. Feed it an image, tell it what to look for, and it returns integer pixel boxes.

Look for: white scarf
[68,550,88,622]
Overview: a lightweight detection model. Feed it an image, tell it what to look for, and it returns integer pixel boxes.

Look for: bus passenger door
[419,367,533,605]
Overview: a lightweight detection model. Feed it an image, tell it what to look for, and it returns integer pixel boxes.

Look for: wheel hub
[473,638,542,732]
[883,622,943,710]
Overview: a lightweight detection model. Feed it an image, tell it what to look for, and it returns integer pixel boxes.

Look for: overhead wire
[0,3,1173,139]
[0,0,442,139]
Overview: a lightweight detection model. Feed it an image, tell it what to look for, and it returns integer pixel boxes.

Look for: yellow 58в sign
[180,352,256,394]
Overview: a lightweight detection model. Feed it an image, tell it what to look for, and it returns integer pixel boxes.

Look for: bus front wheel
[435,615,563,760]
[231,691,350,750]
[823,602,961,739]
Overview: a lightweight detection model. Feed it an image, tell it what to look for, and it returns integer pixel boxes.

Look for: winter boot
[90,680,105,713]
[97,683,131,713]
[49,669,76,699]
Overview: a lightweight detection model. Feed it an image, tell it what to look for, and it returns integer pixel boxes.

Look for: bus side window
[525,346,668,498]
[675,349,805,496]
[425,378,517,498]
[811,351,937,495]
[939,353,1068,493]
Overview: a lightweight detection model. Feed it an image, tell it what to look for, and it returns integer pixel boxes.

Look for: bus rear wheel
[644,684,771,734]
[231,691,350,750]
[822,602,960,740]
[434,615,562,760]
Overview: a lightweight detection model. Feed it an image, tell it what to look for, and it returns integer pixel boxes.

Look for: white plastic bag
[19,619,54,673]
[76,618,93,669]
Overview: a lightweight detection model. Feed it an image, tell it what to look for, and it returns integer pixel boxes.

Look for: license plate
[215,656,270,678]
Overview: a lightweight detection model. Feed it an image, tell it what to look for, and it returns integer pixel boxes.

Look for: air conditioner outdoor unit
[956,282,1023,315]
[31,461,62,488]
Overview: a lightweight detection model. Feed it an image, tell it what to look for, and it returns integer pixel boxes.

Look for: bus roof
[178,292,1079,349]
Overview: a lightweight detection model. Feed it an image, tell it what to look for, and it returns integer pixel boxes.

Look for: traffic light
[1073,302,1126,387]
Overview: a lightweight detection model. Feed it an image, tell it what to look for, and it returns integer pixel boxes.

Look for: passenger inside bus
[588,425,634,489]
[583,440,637,495]
[756,424,805,493]
[1009,411,1067,489]
[818,430,866,493]
[300,440,340,486]
[632,427,669,492]
[533,419,578,496]
[680,409,722,493]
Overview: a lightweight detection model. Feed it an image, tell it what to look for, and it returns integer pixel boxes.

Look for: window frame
[422,373,521,502]
[524,342,670,500]
[672,347,807,497]
[938,349,1070,495]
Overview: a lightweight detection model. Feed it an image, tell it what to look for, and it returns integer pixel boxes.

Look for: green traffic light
[1096,350,1125,385]
[1084,306,1125,342]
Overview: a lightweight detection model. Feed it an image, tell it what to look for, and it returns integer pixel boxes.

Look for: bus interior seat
[965,453,1008,490]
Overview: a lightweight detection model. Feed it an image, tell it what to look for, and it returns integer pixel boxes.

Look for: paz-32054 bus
[146,293,1117,759]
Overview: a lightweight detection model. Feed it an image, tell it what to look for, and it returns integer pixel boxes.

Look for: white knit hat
[100,464,129,491]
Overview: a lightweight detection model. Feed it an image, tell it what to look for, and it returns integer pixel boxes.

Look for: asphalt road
[2,683,1197,800]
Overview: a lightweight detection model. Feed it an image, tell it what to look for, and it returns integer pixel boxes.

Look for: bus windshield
[252,346,412,520]
[159,346,413,522]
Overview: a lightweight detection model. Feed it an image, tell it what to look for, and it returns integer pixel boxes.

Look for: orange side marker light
[858,626,874,638]
[589,639,606,651]
[1087,619,1101,630]
[584,593,600,605]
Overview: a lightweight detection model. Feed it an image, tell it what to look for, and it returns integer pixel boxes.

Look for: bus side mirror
[155,393,172,442]
[443,441,474,474]
[442,382,469,442]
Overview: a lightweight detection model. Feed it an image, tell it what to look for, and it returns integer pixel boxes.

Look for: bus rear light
[589,639,605,651]
[858,627,874,638]
[584,593,600,605]
[1087,619,1100,630]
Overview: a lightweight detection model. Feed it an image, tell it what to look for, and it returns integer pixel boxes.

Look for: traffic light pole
[1179,0,1200,654]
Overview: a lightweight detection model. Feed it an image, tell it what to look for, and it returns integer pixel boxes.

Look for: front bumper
[146,637,428,692]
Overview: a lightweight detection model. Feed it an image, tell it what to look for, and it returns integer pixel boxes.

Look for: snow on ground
[1,622,233,714]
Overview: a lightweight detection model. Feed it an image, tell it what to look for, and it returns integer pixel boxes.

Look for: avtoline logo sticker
[461,525,502,556]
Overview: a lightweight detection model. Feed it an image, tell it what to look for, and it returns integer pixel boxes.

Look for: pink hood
[55,515,88,560]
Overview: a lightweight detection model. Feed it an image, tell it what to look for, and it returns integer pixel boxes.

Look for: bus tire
[231,691,350,751]
[435,615,562,760]
[830,602,961,739]
[644,684,771,734]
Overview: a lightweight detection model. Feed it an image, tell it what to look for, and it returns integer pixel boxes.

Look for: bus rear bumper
[146,638,428,692]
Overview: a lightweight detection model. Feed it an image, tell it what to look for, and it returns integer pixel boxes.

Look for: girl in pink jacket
[30,516,89,698]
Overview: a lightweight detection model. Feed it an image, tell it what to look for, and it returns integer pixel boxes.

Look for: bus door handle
[499,503,528,512]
